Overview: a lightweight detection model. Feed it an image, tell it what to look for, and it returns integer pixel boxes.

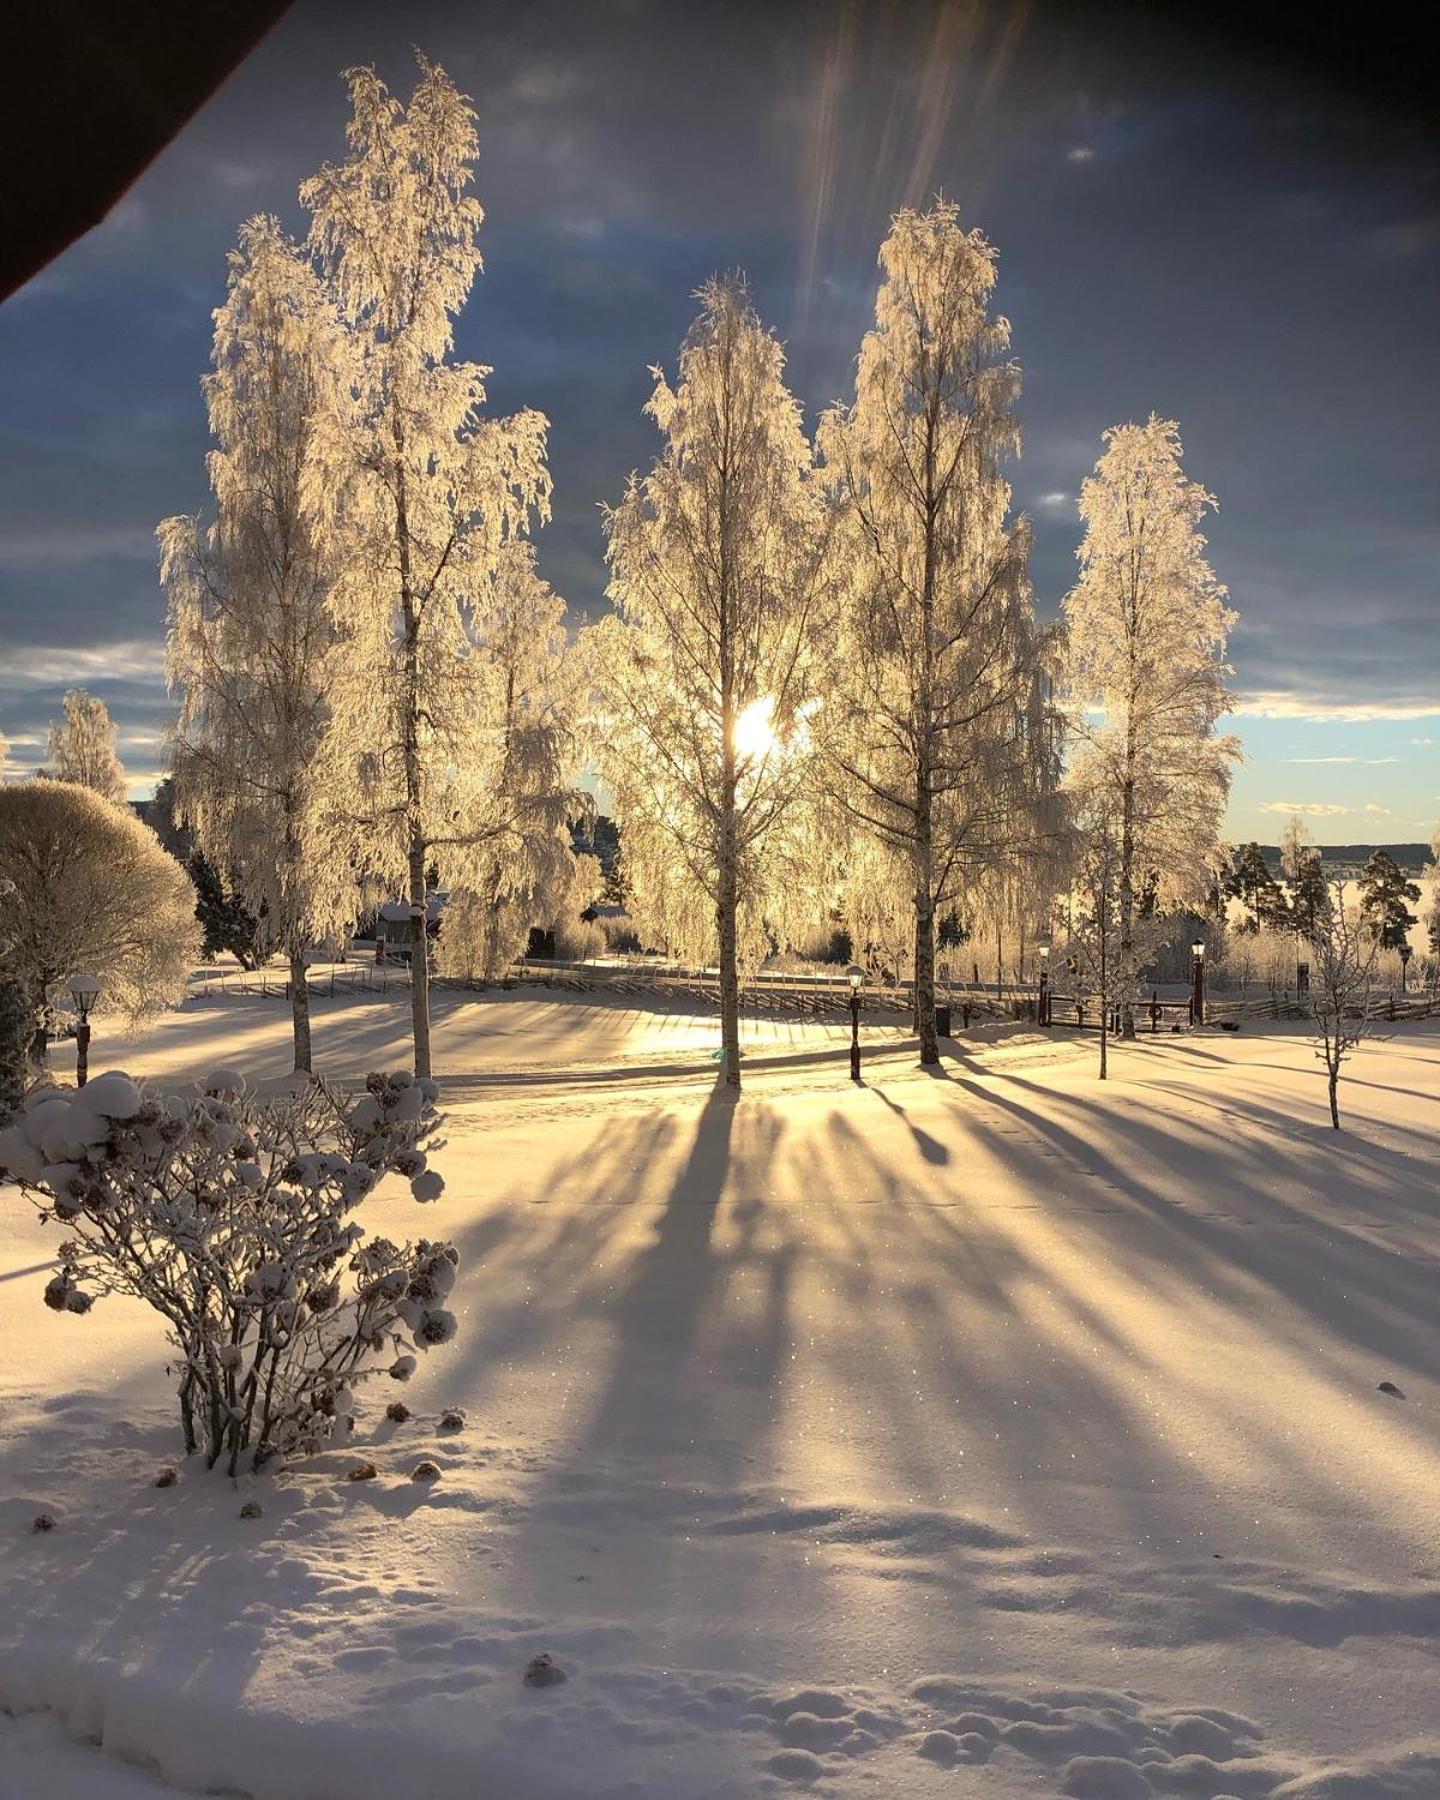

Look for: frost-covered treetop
[1066,416,1234,712]
[301,55,484,359]
[46,688,127,808]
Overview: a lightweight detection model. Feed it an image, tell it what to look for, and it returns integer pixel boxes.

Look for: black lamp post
[846,963,864,1083]
[69,972,102,1088]
[1038,942,1050,1027]
[1399,942,1412,996]
[1190,939,1205,1027]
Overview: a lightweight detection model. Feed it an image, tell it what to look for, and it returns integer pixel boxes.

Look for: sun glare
[734,696,778,762]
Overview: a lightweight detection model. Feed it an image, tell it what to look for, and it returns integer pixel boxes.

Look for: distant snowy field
[3,988,1439,1798]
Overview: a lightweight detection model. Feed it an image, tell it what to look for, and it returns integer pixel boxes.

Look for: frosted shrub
[551,917,605,963]
[0,1067,458,1475]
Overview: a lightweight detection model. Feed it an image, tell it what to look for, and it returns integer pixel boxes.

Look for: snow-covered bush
[551,916,605,963]
[0,1067,457,1474]
[0,780,201,1062]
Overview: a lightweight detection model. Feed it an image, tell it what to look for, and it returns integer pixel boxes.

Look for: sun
[733,696,778,763]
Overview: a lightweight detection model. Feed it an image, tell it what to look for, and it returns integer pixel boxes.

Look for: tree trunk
[1119,756,1137,1040]
[289,946,312,1075]
[392,436,431,1081]
[911,389,941,1072]
[1328,1065,1340,1129]
[717,886,741,1090]
[1098,892,1109,1079]
[408,835,431,1079]
[914,897,938,1066]
[717,715,741,1090]
[912,751,939,1063]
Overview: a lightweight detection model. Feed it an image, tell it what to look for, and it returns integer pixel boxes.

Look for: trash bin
[934,1004,952,1037]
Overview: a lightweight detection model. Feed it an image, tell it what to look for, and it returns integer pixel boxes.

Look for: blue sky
[0,0,1435,842]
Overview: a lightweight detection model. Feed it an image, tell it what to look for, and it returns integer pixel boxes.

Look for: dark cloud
[2,0,1437,792]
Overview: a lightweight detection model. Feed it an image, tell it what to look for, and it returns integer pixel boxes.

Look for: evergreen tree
[1231,841,1288,934]
[188,851,267,970]
[1290,848,1331,941]
[1358,848,1419,951]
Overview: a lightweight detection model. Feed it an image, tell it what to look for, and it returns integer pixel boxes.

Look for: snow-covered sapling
[0,1067,460,1475]
[1306,889,1383,1129]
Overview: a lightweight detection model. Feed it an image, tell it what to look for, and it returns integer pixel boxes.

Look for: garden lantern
[69,971,102,1088]
[846,963,864,1083]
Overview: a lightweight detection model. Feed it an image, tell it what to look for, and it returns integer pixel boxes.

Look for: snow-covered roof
[377,894,449,925]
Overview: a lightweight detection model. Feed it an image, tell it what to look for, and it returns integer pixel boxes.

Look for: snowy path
[3,999,1439,1797]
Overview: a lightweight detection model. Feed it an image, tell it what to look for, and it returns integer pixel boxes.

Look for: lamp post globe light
[69,972,102,1088]
[1190,940,1205,1028]
[846,963,865,1083]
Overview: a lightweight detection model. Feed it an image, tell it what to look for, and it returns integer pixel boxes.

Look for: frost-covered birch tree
[301,56,552,1077]
[587,277,830,1089]
[160,216,354,1074]
[435,544,583,984]
[46,689,127,805]
[1061,417,1240,1038]
[819,203,1052,1067]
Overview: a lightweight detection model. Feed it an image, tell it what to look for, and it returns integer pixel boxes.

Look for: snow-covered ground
[3,988,1439,1798]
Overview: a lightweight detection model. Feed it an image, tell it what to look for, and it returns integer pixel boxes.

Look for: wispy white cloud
[1256,801,1352,817]
[1066,146,1096,163]
[1280,755,1399,765]
[0,640,167,690]
[1236,693,1440,722]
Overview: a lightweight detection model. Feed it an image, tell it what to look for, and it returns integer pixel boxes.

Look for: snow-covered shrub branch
[0,1068,456,1475]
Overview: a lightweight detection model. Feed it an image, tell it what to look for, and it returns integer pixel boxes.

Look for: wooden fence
[188,956,1439,1028]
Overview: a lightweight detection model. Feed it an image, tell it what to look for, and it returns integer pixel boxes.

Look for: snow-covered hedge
[0,1068,457,1475]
